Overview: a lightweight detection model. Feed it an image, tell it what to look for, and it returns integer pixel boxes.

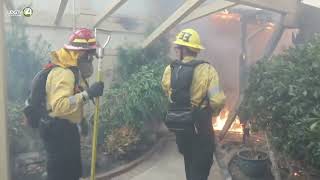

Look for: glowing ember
[267,22,275,27]
[212,10,240,21]
[265,22,275,30]
[212,109,243,133]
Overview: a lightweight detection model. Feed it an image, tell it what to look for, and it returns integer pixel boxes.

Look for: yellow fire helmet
[173,28,205,52]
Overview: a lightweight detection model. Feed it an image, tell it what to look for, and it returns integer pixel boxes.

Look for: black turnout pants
[40,117,82,180]
[175,108,215,180]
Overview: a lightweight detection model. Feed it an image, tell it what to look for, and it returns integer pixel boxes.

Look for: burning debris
[211,10,241,22]
[212,108,243,133]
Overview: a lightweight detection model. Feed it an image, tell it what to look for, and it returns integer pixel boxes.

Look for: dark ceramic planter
[237,150,270,177]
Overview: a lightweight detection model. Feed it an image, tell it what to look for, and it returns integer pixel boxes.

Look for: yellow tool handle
[90,58,103,180]
[90,98,100,180]
[90,33,110,180]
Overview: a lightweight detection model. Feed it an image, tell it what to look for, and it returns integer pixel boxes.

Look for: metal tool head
[94,28,111,59]
[96,35,111,58]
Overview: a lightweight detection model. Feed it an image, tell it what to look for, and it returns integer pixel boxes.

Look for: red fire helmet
[64,28,98,50]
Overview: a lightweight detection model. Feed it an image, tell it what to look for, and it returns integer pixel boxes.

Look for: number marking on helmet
[179,32,192,42]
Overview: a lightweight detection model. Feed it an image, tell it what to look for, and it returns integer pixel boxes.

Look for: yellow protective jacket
[162,56,226,115]
[46,48,90,123]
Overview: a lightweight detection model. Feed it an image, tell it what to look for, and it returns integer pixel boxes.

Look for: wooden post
[263,14,285,60]
[219,14,249,140]
[0,0,11,179]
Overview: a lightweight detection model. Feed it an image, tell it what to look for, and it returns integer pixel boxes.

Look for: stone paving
[112,136,224,180]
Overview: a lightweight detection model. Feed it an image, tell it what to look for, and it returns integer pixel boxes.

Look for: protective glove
[86,81,104,98]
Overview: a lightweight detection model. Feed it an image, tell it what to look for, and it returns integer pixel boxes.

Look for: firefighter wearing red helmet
[39,28,104,180]
[64,28,98,50]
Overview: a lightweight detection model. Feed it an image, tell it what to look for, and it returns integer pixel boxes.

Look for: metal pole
[239,17,250,144]
[263,14,285,60]
[239,16,248,95]
[73,0,76,31]
[219,14,249,140]
[0,0,11,179]
[90,35,111,180]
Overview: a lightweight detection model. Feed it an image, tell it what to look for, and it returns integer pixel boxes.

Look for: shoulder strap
[169,59,210,108]
[197,95,209,109]
[188,60,210,109]
[68,66,80,86]
[187,60,208,67]
[197,60,210,108]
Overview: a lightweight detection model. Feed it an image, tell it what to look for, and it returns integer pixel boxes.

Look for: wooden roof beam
[302,0,320,9]
[180,0,237,24]
[54,0,69,25]
[142,0,206,48]
[226,0,299,13]
[93,0,128,28]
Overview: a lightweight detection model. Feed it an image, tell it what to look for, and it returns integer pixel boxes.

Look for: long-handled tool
[213,139,232,180]
[90,30,111,180]
[213,152,232,180]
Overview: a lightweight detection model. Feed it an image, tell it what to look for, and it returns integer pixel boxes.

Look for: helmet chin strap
[179,47,184,61]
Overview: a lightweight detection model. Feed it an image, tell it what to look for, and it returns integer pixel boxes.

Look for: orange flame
[212,109,243,133]
[212,10,240,21]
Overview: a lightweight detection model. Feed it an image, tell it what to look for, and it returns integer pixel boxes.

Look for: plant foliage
[101,36,171,155]
[6,19,51,102]
[240,35,320,169]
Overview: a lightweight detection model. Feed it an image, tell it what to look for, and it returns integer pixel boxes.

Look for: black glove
[86,81,104,98]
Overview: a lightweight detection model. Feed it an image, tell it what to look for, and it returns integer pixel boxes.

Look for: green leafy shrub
[5,20,50,179]
[240,35,320,169]
[101,36,170,155]
[8,103,43,154]
[116,36,170,81]
[6,20,51,102]
[6,20,51,150]
[102,62,167,129]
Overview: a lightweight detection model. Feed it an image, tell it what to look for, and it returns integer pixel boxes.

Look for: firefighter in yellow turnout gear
[46,48,87,123]
[162,28,225,180]
[40,28,104,180]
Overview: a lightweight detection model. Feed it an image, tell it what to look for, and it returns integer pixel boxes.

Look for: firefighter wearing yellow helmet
[162,28,225,180]
[173,28,205,51]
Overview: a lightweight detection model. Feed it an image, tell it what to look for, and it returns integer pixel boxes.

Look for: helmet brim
[173,40,205,50]
[64,44,97,51]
